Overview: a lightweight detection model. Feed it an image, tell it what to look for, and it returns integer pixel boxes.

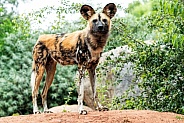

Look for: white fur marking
[31,71,40,113]
[31,71,36,93]
[43,100,48,112]
[78,74,85,114]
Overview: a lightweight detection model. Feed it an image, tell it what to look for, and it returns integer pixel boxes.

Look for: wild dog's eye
[92,19,97,23]
[102,19,107,23]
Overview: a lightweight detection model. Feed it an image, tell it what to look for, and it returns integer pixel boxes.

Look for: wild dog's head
[80,3,117,36]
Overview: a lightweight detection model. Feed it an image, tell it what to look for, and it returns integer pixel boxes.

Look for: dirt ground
[0,110,184,123]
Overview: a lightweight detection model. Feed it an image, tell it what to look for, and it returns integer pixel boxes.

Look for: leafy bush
[108,0,184,115]
[0,31,35,116]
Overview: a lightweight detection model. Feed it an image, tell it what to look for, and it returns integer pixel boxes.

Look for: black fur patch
[98,14,101,21]
[34,41,48,66]
[77,35,91,65]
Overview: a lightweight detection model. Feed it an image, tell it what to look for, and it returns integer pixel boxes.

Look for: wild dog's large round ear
[102,3,117,19]
[80,5,95,20]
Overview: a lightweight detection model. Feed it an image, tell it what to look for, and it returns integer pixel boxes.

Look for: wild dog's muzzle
[92,20,109,35]
[97,21,103,31]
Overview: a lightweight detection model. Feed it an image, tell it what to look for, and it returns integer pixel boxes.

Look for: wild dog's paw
[97,106,109,111]
[43,110,53,113]
[79,109,87,115]
[34,111,41,114]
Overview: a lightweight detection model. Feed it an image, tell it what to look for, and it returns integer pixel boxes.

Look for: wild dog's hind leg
[31,63,45,114]
[41,56,57,113]
[31,41,48,114]
[78,66,87,115]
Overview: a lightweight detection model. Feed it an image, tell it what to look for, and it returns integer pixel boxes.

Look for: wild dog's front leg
[78,66,87,115]
[87,64,109,111]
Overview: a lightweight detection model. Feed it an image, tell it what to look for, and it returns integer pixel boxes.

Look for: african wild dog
[31,3,117,115]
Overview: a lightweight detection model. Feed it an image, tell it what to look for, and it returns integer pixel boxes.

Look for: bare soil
[0,110,184,123]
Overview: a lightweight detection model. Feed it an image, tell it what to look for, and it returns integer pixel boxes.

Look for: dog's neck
[84,30,109,51]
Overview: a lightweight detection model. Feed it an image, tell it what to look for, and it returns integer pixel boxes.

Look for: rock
[99,45,132,63]
[49,104,93,113]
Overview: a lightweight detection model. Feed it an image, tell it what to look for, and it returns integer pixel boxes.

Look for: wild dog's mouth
[97,27,109,33]
[91,26,109,35]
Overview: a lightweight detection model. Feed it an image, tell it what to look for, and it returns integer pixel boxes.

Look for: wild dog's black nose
[98,25,103,30]
[97,21,103,30]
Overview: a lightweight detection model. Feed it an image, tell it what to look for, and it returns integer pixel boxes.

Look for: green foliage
[0,31,35,116]
[109,0,184,115]
[0,8,14,50]
[126,42,184,114]
[105,17,133,52]
[0,0,20,51]
[125,0,152,17]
